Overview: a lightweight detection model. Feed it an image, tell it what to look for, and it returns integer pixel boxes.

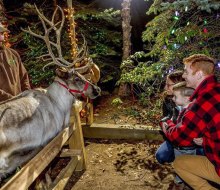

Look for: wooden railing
[0,101,86,190]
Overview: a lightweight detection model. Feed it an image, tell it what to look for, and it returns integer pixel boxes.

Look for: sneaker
[171,182,185,190]
[183,184,192,190]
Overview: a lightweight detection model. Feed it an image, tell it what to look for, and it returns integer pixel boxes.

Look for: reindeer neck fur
[47,77,76,112]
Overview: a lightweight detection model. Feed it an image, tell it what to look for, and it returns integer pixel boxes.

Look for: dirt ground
[65,139,174,190]
[64,95,176,190]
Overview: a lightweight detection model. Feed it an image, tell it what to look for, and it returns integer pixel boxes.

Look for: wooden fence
[0,101,86,190]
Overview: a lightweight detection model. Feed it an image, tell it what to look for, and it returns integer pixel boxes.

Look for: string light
[203,28,208,33]
[170,7,211,50]
[163,45,167,50]
[65,6,78,60]
[2,23,10,48]
[173,43,180,49]
[173,16,179,20]
[217,61,220,68]
[168,66,174,73]
[175,11,179,16]
[173,10,180,20]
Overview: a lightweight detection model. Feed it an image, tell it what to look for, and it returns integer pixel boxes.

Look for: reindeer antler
[22,4,91,72]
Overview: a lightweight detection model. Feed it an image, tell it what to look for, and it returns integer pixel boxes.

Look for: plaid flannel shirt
[164,75,220,176]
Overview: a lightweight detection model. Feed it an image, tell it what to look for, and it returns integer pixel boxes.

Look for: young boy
[161,82,203,189]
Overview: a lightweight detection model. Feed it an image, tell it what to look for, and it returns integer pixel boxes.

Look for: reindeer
[0,5,101,180]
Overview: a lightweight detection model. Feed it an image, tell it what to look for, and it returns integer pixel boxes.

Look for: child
[161,81,204,189]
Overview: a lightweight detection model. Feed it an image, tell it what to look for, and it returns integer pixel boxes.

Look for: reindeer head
[55,67,101,99]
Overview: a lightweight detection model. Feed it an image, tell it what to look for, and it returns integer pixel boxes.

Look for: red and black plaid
[163,75,220,176]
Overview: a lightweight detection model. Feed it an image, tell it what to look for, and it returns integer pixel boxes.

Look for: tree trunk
[121,0,132,60]
[118,0,132,97]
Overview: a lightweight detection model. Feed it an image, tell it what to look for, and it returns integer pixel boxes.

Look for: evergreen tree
[4,0,122,88]
[120,0,220,95]
[119,0,220,121]
[144,0,220,64]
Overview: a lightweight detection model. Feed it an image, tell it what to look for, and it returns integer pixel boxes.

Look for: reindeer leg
[0,148,42,178]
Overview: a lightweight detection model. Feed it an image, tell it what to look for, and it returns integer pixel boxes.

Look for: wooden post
[85,101,94,125]
[69,102,87,171]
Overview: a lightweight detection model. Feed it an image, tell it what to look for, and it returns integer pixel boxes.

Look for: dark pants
[155,141,175,164]
[155,140,205,164]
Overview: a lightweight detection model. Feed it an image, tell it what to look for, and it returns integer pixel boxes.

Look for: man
[161,54,220,189]
[0,22,30,102]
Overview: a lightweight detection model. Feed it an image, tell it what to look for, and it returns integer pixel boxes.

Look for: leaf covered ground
[63,94,176,190]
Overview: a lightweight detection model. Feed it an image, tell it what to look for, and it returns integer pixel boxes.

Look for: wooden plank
[85,102,93,125]
[82,123,163,141]
[0,127,73,190]
[49,156,79,190]
[69,104,87,171]
[59,149,82,158]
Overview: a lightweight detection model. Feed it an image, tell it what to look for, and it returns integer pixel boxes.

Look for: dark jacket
[162,96,179,123]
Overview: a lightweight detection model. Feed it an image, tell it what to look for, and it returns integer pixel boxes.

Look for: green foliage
[143,0,220,72]
[120,0,220,112]
[76,8,121,57]
[137,91,162,125]
[123,107,140,117]
[123,97,162,125]
[7,1,122,87]
[75,7,122,85]
[119,51,164,97]
[22,34,55,86]
[139,97,162,125]
[121,0,220,88]
[146,0,220,14]
[111,97,123,107]
[160,0,220,13]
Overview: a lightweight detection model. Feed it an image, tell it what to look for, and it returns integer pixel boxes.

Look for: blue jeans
[156,140,205,184]
[196,147,205,156]
[155,141,205,164]
[155,141,175,164]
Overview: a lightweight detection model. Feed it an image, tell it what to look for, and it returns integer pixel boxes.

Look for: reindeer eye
[75,77,80,81]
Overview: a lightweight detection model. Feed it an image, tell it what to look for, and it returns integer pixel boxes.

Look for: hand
[193,138,203,146]
[160,116,171,122]
[160,122,168,133]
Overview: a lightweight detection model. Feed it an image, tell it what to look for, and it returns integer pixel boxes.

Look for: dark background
[3,0,154,52]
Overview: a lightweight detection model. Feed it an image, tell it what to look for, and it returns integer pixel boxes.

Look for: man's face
[182,63,197,89]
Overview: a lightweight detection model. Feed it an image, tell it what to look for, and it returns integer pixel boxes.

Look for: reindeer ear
[55,67,69,79]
